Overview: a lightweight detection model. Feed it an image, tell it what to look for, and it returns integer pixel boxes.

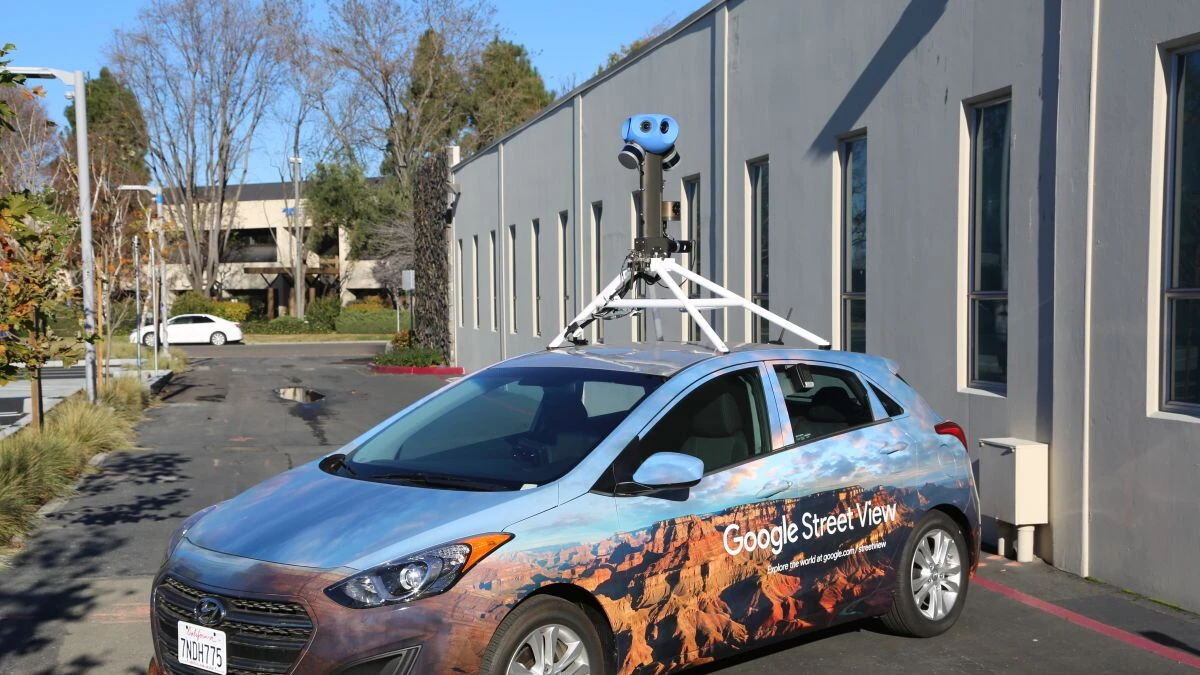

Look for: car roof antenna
[547,114,832,354]
[768,308,794,345]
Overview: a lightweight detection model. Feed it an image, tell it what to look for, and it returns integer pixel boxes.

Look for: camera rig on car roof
[547,114,832,354]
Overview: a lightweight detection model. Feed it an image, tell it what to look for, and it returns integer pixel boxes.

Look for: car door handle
[755,480,792,500]
[877,441,909,455]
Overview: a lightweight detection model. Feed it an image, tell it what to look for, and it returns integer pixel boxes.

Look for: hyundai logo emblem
[193,597,226,627]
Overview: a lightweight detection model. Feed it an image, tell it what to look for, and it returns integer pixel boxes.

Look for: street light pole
[11,67,97,402]
[118,184,167,364]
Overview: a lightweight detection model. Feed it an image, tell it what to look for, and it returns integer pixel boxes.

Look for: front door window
[609,367,809,669]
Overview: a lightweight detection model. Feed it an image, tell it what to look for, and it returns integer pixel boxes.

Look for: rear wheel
[881,510,970,637]
[481,596,609,675]
[210,331,227,346]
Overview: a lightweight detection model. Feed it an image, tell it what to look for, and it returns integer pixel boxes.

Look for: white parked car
[130,313,243,346]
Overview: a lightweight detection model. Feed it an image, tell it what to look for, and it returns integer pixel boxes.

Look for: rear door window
[772,364,876,443]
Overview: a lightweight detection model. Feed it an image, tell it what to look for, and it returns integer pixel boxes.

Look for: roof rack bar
[667,260,831,348]
[651,258,728,352]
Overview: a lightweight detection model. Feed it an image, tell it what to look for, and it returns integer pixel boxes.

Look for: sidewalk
[0,367,173,440]
[972,552,1200,670]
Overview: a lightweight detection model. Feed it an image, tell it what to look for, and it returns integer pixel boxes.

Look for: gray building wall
[448,0,1200,612]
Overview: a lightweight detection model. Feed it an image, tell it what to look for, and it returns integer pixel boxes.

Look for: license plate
[177,620,227,674]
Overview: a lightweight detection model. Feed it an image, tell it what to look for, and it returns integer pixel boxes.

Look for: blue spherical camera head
[622,114,679,154]
[618,114,681,171]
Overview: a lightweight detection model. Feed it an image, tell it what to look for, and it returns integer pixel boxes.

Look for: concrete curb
[369,364,465,376]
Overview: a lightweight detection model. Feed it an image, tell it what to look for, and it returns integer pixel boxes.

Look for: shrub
[306,295,342,332]
[242,316,313,335]
[373,347,444,367]
[211,301,251,323]
[347,295,389,310]
[170,291,214,317]
[389,330,411,350]
[46,397,133,457]
[336,307,403,334]
[101,376,150,423]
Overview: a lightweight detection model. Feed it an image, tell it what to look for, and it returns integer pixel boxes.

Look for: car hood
[185,460,557,570]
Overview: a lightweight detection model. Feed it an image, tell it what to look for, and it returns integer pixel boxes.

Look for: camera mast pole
[548,114,831,353]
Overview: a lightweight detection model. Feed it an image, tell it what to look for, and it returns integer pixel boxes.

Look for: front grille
[155,576,314,675]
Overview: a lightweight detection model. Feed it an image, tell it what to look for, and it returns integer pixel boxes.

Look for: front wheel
[881,510,970,637]
[210,331,227,346]
[142,332,157,347]
[481,596,610,675]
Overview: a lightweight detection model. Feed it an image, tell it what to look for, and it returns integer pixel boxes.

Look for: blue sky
[9,0,703,182]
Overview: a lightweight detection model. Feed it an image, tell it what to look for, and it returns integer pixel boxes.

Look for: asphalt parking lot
[0,342,1197,675]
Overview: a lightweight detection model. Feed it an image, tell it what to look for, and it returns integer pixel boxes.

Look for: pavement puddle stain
[275,386,330,445]
[275,387,325,403]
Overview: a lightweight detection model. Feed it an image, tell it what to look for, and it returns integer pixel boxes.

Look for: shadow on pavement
[0,451,191,673]
[1141,631,1200,658]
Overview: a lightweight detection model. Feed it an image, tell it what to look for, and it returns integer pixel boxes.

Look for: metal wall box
[977,437,1049,526]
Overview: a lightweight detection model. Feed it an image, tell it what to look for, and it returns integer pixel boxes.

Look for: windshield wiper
[365,470,512,491]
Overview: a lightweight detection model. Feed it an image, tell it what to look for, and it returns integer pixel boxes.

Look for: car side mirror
[630,452,704,491]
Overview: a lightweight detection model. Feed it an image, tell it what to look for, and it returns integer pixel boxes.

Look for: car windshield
[339,366,664,490]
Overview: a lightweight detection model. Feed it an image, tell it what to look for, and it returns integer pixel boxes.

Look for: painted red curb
[975,576,1200,670]
[369,364,465,376]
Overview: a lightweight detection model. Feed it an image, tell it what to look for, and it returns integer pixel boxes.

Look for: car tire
[881,510,970,638]
[210,332,227,346]
[143,333,157,347]
[480,595,612,675]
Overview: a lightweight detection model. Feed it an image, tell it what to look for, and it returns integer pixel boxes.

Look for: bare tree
[317,0,495,182]
[0,87,60,193]
[110,0,282,295]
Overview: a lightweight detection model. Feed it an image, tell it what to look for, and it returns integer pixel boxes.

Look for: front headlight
[165,504,218,563]
[325,533,512,609]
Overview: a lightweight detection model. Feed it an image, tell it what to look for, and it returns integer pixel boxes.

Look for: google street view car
[150,117,979,675]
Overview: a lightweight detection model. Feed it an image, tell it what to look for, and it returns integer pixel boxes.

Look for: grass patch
[243,333,386,344]
[98,341,190,374]
[373,347,446,367]
[0,377,151,549]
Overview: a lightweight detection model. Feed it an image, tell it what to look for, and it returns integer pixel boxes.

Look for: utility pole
[289,156,304,319]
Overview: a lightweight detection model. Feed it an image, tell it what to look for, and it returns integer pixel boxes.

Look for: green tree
[304,161,411,262]
[0,44,85,428]
[381,29,466,177]
[60,67,152,355]
[594,16,674,76]
[463,38,553,154]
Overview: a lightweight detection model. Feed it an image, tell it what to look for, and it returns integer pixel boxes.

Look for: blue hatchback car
[150,344,980,675]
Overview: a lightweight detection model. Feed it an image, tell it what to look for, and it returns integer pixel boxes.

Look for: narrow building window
[683,176,701,341]
[457,238,464,327]
[532,218,541,336]
[841,136,867,352]
[1165,50,1200,410]
[472,235,480,328]
[559,210,570,326]
[508,224,518,334]
[490,230,498,332]
[592,201,604,343]
[749,159,770,343]
[968,98,1011,390]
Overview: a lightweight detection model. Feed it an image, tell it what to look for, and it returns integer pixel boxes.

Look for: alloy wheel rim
[910,527,962,621]
[506,623,589,675]
[212,333,225,345]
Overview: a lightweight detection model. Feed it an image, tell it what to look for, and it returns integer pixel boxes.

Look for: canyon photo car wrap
[150,345,980,675]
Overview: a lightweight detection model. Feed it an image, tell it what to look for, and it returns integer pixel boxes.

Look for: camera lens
[640,120,652,133]
[660,119,670,134]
